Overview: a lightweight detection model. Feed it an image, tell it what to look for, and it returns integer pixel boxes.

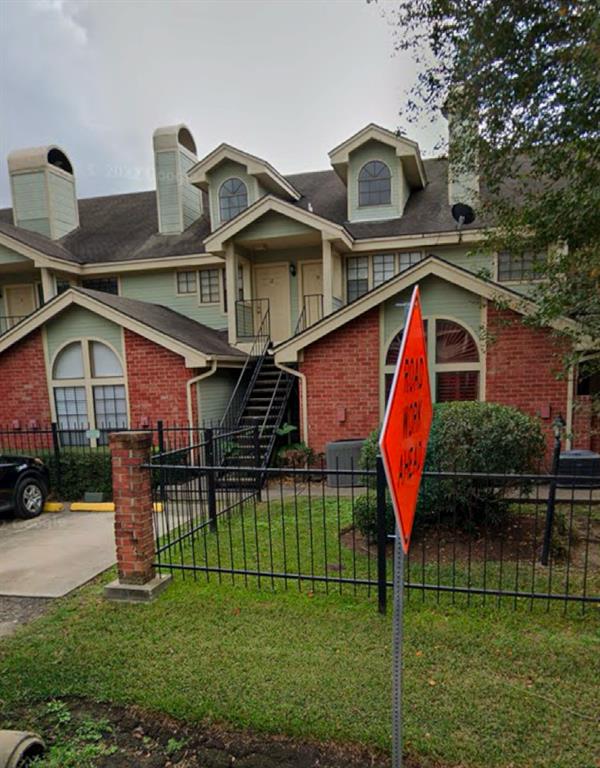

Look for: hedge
[357,401,546,538]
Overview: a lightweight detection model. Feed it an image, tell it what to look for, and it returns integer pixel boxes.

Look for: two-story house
[0,122,596,459]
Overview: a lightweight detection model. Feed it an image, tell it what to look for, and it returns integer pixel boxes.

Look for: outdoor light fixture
[289,263,297,277]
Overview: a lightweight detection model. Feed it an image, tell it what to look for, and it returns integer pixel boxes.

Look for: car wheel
[14,475,47,519]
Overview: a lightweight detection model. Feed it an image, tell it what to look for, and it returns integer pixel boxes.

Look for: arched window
[219,178,248,222]
[358,161,391,207]
[384,318,480,404]
[52,340,127,445]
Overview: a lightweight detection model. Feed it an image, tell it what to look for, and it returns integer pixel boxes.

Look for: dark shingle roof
[0,157,482,266]
[75,288,244,359]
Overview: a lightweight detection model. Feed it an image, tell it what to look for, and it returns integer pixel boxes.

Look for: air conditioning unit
[557,450,600,488]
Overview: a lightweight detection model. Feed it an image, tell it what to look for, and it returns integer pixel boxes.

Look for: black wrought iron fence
[0,421,246,501]
[146,452,600,614]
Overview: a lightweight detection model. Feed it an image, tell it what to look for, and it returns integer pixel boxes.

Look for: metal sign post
[391,526,404,767]
[379,286,433,768]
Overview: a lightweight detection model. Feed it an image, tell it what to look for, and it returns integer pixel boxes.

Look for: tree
[384,0,600,368]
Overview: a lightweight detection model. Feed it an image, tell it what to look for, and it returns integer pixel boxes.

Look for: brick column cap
[109,431,153,451]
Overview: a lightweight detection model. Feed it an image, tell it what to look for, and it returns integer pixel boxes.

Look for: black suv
[0,456,50,519]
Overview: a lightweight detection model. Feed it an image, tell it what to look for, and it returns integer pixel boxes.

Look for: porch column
[40,268,55,303]
[225,242,238,345]
[322,238,334,316]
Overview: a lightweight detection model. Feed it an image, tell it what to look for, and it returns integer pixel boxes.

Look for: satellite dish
[451,203,475,227]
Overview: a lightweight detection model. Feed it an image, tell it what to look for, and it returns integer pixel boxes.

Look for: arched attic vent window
[219,177,248,222]
[177,127,196,154]
[385,318,480,403]
[358,160,391,207]
[47,148,73,174]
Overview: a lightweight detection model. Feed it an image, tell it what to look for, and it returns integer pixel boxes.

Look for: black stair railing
[220,302,271,433]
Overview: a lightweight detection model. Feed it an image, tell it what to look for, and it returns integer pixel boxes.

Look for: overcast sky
[0,0,445,208]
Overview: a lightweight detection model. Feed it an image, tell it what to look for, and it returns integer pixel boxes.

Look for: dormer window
[358,161,391,207]
[219,178,248,222]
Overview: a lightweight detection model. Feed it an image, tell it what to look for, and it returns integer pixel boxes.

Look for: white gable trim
[274,256,580,363]
[188,143,301,201]
[328,123,427,188]
[203,194,354,252]
[0,289,214,367]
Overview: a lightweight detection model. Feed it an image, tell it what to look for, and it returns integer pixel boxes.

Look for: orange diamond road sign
[379,286,432,554]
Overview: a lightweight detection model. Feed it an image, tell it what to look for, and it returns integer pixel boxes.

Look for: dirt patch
[0,595,53,637]
[5,698,409,768]
[342,514,600,568]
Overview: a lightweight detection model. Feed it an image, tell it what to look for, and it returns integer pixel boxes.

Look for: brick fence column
[104,430,171,602]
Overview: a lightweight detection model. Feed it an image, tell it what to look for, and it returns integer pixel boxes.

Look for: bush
[357,401,546,536]
[276,442,314,468]
[354,493,394,542]
[48,450,113,501]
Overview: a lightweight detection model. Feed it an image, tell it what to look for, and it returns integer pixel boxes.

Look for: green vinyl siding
[238,212,313,241]
[0,245,29,265]
[45,306,123,365]
[47,170,78,237]
[198,369,239,425]
[119,270,227,329]
[11,171,50,236]
[180,150,202,229]
[428,247,493,277]
[383,275,482,346]
[208,160,259,230]
[348,141,406,223]
[155,151,181,234]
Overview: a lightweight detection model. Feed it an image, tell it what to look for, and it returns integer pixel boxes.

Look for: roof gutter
[273,360,307,446]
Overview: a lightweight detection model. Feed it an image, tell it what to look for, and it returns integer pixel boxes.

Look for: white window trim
[48,337,129,447]
[381,315,483,408]
[198,267,221,306]
[175,269,198,296]
[344,250,425,302]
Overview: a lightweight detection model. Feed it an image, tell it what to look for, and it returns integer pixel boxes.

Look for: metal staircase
[218,303,295,487]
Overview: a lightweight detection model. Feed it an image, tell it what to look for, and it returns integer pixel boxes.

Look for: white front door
[4,284,36,326]
[253,264,290,342]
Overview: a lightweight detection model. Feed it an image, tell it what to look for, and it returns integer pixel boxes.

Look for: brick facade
[124,329,197,426]
[299,308,380,456]
[485,304,573,455]
[0,329,51,428]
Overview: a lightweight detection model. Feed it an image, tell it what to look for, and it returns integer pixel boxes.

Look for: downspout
[274,359,308,445]
[186,360,217,427]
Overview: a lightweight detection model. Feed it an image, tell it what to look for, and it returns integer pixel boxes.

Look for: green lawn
[0,568,598,768]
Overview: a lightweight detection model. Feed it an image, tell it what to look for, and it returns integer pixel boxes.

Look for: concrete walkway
[0,511,116,598]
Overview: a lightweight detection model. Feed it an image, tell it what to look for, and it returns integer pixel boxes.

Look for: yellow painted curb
[43,502,64,513]
[71,502,114,512]
[69,502,164,513]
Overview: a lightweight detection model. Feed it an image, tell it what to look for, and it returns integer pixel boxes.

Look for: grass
[0,566,598,768]
[157,493,600,606]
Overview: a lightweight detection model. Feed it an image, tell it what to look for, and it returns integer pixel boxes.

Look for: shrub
[354,493,394,542]
[357,401,546,536]
[276,442,314,468]
[48,450,113,501]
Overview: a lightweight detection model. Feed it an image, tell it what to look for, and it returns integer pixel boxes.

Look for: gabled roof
[273,255,579,363]
[187,143,301,201]
[0,288,245,367]
[203,194,354,252]
[0,157,487,269]
[328,123,427,189]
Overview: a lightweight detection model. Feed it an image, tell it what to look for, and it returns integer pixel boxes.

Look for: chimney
[7,145,79,239]
[153,124,202,234]
[443,89,480,209]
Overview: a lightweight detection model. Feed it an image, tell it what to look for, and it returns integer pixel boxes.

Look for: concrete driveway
[0,511,116,598]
